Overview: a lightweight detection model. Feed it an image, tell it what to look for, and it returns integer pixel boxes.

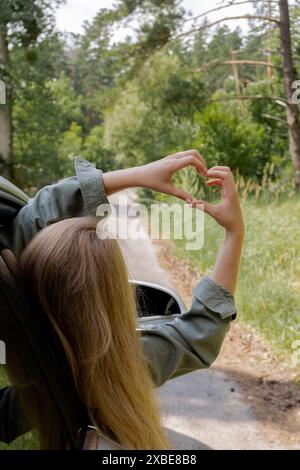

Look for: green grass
[168,196,300,356]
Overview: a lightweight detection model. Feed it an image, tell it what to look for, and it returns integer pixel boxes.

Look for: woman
[18,151,244,450]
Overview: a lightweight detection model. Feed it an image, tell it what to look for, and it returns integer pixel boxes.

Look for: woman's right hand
[192,166,244,294]
[191,166,244,235]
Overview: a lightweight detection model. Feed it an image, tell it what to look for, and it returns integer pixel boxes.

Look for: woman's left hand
[103,150,207,202]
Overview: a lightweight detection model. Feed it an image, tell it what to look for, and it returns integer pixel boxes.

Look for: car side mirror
[130,280,187,329]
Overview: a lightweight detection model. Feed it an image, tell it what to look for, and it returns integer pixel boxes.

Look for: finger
[166,185,193,203]
[206,169,228,180]
[207,179,224,198]
[206,178,223,187]
[173,150,207,171]
[184,150,206,169]
[189,199,217,218]
[207,171,236,199]
[175,155,206,176]
[208,166,231,173]
[185,150,207,172]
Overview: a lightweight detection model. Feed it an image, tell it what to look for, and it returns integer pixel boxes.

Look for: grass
[168,195,300,356]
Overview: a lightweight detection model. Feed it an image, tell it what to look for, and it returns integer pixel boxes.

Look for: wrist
[127,165,144,187]
[225,224,245,241]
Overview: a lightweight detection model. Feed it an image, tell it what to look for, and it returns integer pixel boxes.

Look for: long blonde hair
[20,217,169,450]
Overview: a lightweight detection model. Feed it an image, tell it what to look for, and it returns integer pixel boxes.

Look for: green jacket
[0,157,236,443]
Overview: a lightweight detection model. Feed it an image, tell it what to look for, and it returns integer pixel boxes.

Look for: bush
[191,101,278,177]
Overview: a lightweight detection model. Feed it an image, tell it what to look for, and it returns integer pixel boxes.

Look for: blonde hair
[20,217,169,450]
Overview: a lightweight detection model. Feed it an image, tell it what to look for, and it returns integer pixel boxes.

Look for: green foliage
[245,80,288,160]
[11,38,78,187]
[103,50,204,166]
[82,125,117,171]
[235,163,295,202]
[13,81,67,188]
[1,1,75,187]
[192,101,270,176]
[59,122,83,161]
[49,73,82,127]
[0,0,63,44]
[4,0,295,190]
[118,0,185,59]
[192,25,243,92]
[72,8,125,128]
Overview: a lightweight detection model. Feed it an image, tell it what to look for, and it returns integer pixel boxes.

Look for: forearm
[211,228,244,295]
[102,167,143,196]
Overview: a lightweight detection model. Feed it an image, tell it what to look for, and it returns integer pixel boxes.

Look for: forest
[1,1,300,358]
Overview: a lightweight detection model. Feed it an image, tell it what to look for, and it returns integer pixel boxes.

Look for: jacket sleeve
[9,157,110,255]
[140,277,237,387]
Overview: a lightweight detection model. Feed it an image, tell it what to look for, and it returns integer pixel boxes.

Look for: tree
[0,21,11,178]
[0,0,63,179]
[180,0,300,189]
[103,49,205,167]
[192,100,276,177]
[12,33,74,187]
[279,0,300,189]
[70,0,185,133]
[82,125,116,172]
[193,25,243,92]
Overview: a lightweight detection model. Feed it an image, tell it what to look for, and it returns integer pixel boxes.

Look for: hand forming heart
[140,150,243,234]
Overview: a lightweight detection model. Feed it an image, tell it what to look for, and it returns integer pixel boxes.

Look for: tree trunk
[0,24,13,179]
[279,0,300,190]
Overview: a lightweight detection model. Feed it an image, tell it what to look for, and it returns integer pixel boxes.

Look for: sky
[55,0,253,37]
